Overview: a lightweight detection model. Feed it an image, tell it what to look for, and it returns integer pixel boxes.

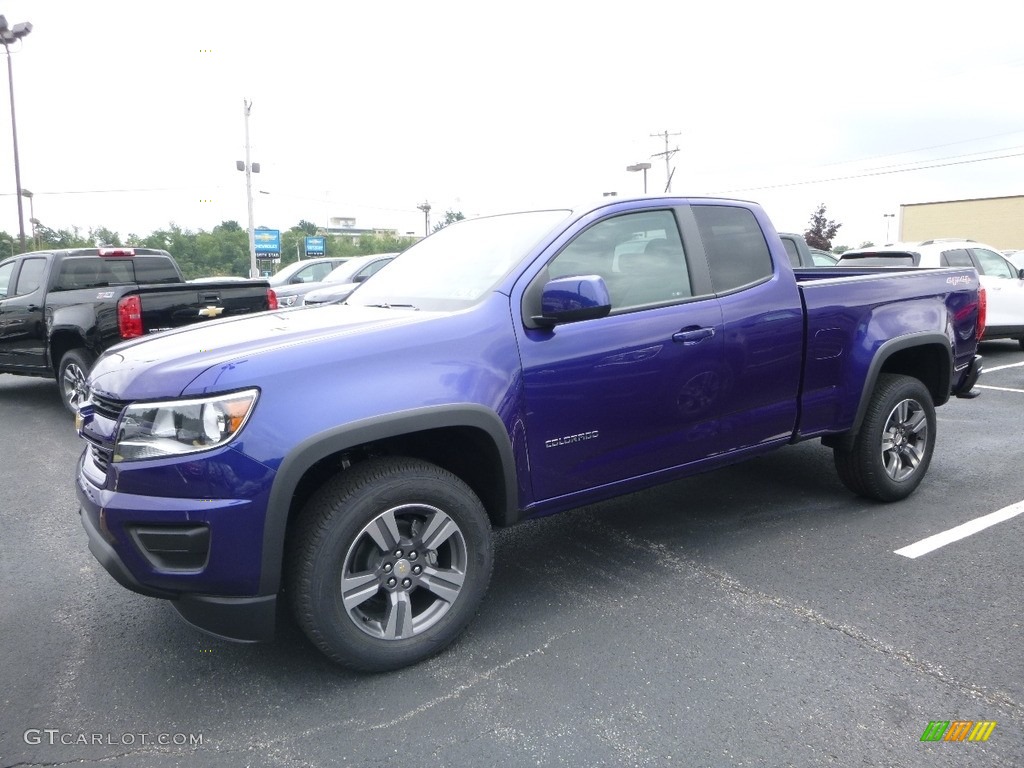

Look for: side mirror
[533,275,611,327]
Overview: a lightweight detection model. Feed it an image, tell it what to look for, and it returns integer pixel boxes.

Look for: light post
[626,162,652,194]
[0,15,33,252]
[883,213,895,243]
[236,99,261,278]
[20,188,35,248]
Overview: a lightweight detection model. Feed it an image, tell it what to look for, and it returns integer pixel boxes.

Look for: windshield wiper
[364,302,418,310]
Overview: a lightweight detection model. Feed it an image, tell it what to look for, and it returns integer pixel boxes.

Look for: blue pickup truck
[75,197,983,671]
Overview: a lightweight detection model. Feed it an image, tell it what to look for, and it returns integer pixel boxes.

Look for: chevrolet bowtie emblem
[198,306,225,318]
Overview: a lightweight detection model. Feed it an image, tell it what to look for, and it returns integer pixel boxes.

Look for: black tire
[57,349,94,415]
[833,373,936,502]
[287,457,493,672]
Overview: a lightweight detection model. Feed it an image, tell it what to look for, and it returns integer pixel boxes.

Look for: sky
[0,0,1022,250]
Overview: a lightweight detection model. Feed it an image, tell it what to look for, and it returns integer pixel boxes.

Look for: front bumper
[76,450,279,643]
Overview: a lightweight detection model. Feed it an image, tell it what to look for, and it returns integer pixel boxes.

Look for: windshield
[348,210,570,311]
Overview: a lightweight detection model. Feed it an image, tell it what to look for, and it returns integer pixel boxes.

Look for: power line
[716,149,1024,195]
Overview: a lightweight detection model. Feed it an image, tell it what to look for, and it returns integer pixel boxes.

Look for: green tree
[431,209,465,233]
[804,204,842,251]
[833,245,850,255]
[89,226,122,247]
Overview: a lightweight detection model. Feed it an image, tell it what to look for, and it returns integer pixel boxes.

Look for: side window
[0,261,15,298]
[359,259,392,280]
[971,248,1015,279]
[692,206,773,293]
[941,249,973,267]
[781,237,800,267]
[545,210,692,312]
[14,257,46,295]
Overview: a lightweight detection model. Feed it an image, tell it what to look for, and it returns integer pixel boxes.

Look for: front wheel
[57,349,94,415]
[833,374,936,502]
[288,457,493,672]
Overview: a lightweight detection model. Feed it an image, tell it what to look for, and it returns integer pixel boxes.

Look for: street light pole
[626,162,652,194]
[237,99,261,278]
[20,188,35,248]
[883,213,895,243]
[0,16,33,252]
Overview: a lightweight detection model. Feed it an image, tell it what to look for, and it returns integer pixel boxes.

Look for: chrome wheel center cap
[393,559,412,579]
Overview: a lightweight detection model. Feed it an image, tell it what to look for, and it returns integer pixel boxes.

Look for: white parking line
[894,501,1024,559]
[983,361,1024,372]
[976,385,1024,394]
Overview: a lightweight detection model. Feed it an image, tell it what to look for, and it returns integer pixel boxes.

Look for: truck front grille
[90,444,112,473]
[91,393,129,421]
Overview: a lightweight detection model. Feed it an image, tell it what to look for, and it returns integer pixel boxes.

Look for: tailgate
[135,282,272,331]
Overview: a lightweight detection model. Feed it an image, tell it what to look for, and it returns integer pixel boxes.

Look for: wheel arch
[48,329,90,375]
[851,333,951,435]
[259,404,518,595]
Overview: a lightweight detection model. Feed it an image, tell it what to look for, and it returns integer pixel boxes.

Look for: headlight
[280,295,298,306]
[113,389,259,462]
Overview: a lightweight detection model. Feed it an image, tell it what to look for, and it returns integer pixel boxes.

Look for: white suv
[837,239,1024,348]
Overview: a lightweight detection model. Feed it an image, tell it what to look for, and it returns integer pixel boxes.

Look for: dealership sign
[305,236,326,256]
[254,229,281,255]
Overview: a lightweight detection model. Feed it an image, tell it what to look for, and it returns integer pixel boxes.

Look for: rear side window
[940,249,973,268]
[692,205,773,293]
[14,257,46,294]
[780,237,800,267]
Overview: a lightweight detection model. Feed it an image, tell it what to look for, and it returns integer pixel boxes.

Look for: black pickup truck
[0,247,277,412]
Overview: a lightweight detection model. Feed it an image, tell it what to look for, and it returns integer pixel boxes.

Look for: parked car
[837,239,1024,348]
[76,196,982,672]
[266,258,348,289]
[778,233,835,267]
[0,247,276,412]
[302,253,398,306]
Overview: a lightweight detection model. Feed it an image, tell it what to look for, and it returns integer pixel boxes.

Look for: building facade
[900,194,1024,250]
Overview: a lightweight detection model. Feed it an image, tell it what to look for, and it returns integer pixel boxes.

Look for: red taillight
[267,289,278,310]
[976,285,987,341]
[98,247,136,257]
[117,295,144,339]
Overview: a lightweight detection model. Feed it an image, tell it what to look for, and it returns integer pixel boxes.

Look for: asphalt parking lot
[1,341,1023,767]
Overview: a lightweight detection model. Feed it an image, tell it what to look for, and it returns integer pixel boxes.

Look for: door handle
[672,326,715,345]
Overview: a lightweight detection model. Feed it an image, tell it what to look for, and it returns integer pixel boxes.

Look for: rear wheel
[833,374,936,502]
[57,349,94,415]
[288,457,493,672]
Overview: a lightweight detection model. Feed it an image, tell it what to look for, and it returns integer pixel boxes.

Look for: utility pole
[650,130,681,193]
[237,99,260,278]
[417,201,432,236]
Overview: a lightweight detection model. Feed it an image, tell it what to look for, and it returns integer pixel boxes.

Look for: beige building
[899,194,1024,250]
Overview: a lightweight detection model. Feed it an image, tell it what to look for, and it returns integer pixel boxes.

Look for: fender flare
[850,332,952,435]
[257,404,518,595]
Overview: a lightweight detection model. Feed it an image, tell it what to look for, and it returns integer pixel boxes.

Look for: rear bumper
[952,354,982,399]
